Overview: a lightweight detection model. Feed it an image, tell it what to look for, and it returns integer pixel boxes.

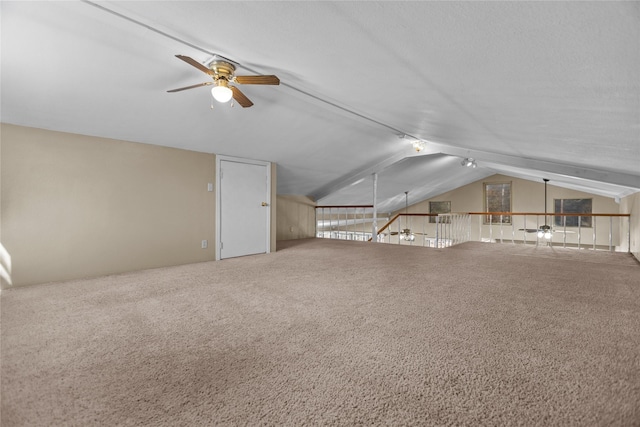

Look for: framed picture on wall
[429,201,451,223]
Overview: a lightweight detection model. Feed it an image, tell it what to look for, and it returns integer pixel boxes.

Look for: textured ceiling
[2,1,639,212]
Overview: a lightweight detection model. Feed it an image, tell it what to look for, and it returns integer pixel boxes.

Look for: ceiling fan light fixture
[537,224,552,239]
[211,81,233,103]
[399,229,416,241]
[537,229,552,239]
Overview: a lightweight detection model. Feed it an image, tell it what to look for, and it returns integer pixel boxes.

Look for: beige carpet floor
[1,239,639,426]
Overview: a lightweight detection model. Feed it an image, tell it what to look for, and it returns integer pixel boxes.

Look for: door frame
[215,155,271,261]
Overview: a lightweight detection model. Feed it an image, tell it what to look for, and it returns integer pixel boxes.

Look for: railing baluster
[489,214,493,242]
[443,216,446,247]
[511,218,515,244]
[410,215,414,246]
[609,216,613,252]
[345,209,348,240]
[452,215,456,246]
[343,209,346,240]
[442,216,446,247]
[578,216,582,250]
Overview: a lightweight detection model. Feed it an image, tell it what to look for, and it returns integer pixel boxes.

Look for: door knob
[261,202,269,207]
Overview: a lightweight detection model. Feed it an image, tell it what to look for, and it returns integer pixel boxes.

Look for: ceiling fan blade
[175,55,214,76]
[234,75,280,85]
[167,81,212,93]
[231,86,254,108]
[389,232,399,235]
[518,228,540,233]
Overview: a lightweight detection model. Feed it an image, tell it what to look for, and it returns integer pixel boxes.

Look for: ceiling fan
[388,191,423,241]
[519,178,573,239]
[167,55,280,108]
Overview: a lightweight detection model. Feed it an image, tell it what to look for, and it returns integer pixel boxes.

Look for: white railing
[315,208,631,253]
[315,205,383,242]
[471,212,631,252]
[435,213,472,247]
[371,213,471,248]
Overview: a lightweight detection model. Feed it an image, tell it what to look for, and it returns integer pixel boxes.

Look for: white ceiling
[2,1,639,212]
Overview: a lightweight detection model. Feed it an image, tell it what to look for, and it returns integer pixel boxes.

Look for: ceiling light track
[80,1,235,64]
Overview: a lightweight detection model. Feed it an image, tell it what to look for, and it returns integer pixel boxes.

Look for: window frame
[553,198,593,228]
[483,182,512,224]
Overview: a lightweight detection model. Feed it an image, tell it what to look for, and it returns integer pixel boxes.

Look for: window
[429,201,451,223]
[554,199,592,227]
[484,182,511,224]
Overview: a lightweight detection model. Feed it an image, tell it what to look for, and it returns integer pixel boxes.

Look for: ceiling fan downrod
[538,178,552,240]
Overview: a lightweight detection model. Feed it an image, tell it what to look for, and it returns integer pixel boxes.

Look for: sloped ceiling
[2,1,639,213]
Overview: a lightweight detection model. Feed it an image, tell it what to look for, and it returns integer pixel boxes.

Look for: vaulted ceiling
[2,1,639,213]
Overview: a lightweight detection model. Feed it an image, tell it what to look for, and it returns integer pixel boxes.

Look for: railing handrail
[315,205,374,209]
[318,208,630,252]
[468,212,630,217]
[375,213,401,237]
[372,211,629,236]
[372,213,443,242]
[369,211,629,243]
[315,208,629,217]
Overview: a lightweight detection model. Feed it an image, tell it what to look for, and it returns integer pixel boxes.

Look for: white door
[217,157,270,260]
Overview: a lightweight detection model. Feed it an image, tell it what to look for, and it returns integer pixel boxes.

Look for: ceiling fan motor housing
[210,60,236,83]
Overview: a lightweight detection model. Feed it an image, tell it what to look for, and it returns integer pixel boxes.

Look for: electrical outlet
[201,240,208,249]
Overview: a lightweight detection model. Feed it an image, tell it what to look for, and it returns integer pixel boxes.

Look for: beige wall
[404,174,620,215]
[1,124,218,287]
[276,195,316,240]
[621,192,640,259]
